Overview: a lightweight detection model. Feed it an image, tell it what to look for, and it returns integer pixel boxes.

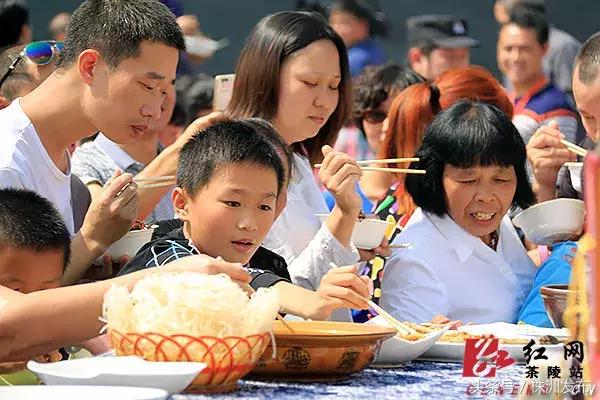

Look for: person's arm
[273,265,370,320]
[62,172,140,285]
[134,112,222,219]
[0,255,250,362]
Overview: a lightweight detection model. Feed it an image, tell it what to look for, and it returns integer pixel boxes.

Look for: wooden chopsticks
[328,262,418,336]
[133,175,176,190]
[314,157,425,175]
[560,139,588,157]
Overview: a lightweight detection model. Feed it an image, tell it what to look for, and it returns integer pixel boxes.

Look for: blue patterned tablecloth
[171,361,526,400]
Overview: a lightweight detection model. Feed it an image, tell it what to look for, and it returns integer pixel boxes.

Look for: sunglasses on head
[0,41,64,89]
[362,109,387,124]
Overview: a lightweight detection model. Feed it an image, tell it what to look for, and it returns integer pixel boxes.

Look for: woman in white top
[380,101,537,324]
[224,12,389,303]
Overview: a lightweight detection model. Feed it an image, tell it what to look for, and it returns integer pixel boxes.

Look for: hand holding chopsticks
[327,262,418,336]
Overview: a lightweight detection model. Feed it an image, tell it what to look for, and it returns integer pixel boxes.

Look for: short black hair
[576,32,600,85]
[0,188,71,268]
[406,101,535,216]
[177,119,292,197]
[0,44,31,101]
[352,64,424,127]
[506,5,549,45]
[330,0,390,37]
[0,0,29,48]
[59,0,185,69]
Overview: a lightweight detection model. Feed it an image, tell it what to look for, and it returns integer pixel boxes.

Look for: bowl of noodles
[103,272,280,393]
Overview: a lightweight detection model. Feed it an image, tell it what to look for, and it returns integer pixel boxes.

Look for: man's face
[573,66,600,141]
[497,24,547,88]
[411,47,470,80]
[84,41,179,145]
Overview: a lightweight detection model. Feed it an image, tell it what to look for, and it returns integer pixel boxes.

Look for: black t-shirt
[557,136,595,200]
[118,226,291,290]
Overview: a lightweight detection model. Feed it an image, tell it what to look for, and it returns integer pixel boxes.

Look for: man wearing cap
[406,14,478,80]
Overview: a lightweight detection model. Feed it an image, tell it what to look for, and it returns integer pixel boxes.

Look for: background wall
[27,0,599,78]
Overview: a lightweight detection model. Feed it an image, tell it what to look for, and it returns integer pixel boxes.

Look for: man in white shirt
[0,0,186,284]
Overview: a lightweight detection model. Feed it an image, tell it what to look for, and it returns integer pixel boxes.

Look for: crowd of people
[0,0,597,384]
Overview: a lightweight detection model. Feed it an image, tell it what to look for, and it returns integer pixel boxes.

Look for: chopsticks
[133,176,176,190]
[360,167,426,175]
[328,262,418,336]
[560,139,588,157]
[388,242,414,249]
[314,158,425,174]
[314,157,419,168]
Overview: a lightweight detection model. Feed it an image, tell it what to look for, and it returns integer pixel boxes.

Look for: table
[172,361,526,400]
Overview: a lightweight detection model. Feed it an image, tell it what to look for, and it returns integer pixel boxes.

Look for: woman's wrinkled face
[274,39,341,145]
[442,164,517,243]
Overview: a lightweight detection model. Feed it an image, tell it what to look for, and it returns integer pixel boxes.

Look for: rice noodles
[103,272,280,337]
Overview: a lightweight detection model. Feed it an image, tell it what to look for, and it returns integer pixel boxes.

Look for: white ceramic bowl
[316,214,393,250]
[366,316,447,365]
[566,162,583,193]
[28,356,205,395]
[512,198,584,245]
[104,228,155,261]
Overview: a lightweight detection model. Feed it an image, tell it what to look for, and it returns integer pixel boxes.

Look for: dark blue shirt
[348,39,386,77]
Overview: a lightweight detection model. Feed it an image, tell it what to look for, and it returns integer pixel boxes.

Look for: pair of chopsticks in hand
[314,157,426,175]
[133,175,176,190]
[328,262,419,336]
[560,139,588,157]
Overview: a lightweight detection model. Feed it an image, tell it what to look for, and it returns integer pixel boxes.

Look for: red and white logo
[462,337,516,378]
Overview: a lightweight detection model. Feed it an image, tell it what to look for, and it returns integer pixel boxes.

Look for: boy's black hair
[59,0,185,69]
[0,188,71,268]
[506,5,549,45]
[0,0,29,48]
[406,101,535,216]
[177,118,292,196]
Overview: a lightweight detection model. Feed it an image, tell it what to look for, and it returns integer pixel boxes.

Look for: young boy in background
[0,188,69,384]
[120,119,371,319]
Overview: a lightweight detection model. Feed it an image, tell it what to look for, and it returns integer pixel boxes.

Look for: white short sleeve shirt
[379,208,536,324]
[0,100,74,234]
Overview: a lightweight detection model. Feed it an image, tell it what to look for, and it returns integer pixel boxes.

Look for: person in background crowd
[494,0,580,97]
[180,72,214,122]
[0,0,31,49]
[48,12,70,42]
[329,0,388,77]
[527,32,600,202]
[406,14,478,80]
[329,64,424,212]
[158,100,187,147]
[497,6,577,145]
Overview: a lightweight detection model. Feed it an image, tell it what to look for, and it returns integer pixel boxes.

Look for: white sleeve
[0,168,26,189]
[265,221,360,291]
[379,250,448,323]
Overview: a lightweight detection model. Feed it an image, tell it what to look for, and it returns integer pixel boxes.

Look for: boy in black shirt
[120,119,370,320]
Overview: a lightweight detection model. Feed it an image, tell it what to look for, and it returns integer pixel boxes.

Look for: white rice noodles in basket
[103,272,281,363]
